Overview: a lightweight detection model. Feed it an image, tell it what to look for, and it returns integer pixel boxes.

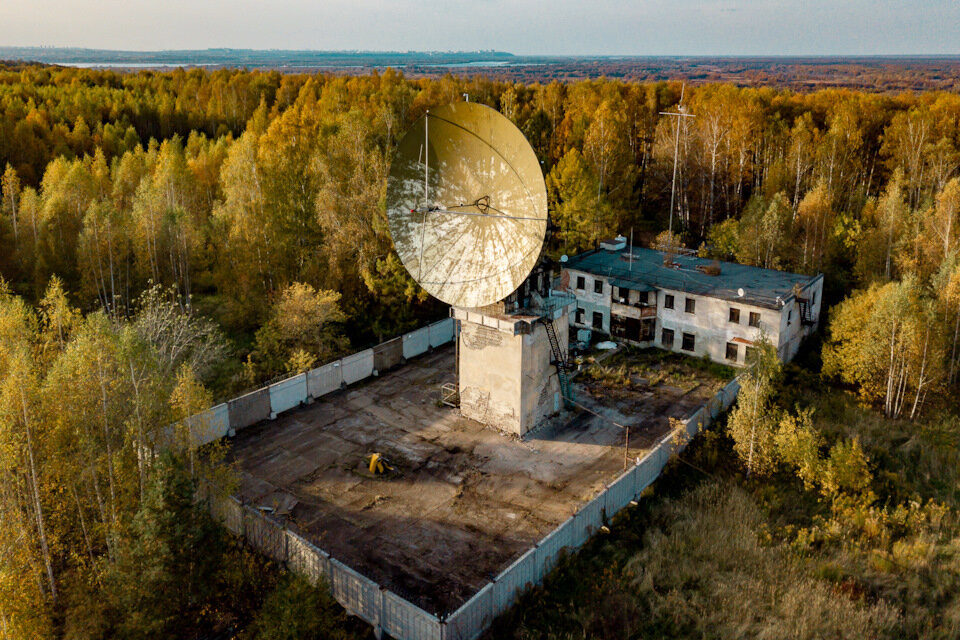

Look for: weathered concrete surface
[458,313,569,436]
[226,345,714,615]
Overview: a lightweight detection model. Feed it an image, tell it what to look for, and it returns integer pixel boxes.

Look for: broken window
[576,275,585,290]
[788,309,793,325]
[749,311,761,328]
[594,279,603,294]
[592,311,603,329]
[685,297,696,314]
[729,307,740,323]
[682,332,695,352]
[576,308,585,324]
[662,328,674,347]
[664,294,675,309]
[726,342,738,361]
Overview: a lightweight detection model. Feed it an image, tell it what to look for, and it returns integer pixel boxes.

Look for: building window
[576,307,585,324]
[811,291,817,305]
[788,310,793,325]
[729,307,740,323]
[576,275,585,290]
[613,286,623,301]
[749,312,761,328]
[726,342,739,361]
[681,332,695,352]
[594,279,603,294]
[664,294,675,309]
[640,290,650,305]
[745,346,757,362]
[662,328,674,348]
[592,311,603,329]
[685,298,696,314]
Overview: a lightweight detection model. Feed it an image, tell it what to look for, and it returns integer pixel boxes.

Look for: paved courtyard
[226,345,717,614]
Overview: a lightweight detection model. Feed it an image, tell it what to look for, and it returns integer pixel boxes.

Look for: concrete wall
[459,314,567,437]
[459,322,523,434]
[567,268,611,333]
[656,288,782,365]
[777,275,825,361]
[520,316,568,429]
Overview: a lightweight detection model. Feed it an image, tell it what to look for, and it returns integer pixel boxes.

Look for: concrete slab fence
[191,324,742,640]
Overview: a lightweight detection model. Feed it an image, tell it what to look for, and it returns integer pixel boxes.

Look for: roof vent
[600,235,627,251]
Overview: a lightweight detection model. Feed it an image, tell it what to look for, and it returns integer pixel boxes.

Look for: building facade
[562,239,824,365]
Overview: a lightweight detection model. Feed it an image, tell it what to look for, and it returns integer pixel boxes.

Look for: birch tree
[727,337,782,477]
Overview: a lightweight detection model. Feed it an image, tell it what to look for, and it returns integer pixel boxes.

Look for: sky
[3,0,959,56]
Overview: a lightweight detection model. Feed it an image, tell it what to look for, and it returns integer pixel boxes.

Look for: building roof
[564,247,822,310]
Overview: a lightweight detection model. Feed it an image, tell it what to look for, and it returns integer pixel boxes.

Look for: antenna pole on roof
[424,110,429,204]
[660,84,695,239]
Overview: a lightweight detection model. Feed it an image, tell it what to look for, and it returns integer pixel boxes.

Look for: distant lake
[51,60,543,70]
[57,62,218,68]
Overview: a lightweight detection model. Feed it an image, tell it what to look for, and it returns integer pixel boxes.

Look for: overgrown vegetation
[582,346,733,393]
[487,356,960,639]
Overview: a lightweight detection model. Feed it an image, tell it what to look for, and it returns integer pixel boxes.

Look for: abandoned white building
[561,237,824,364]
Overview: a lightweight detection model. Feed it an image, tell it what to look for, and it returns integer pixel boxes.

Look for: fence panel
[534,517,575,578]
[228,388,271,431]
[307,361,342,399]
[571,493,605,548]
[244,508,287,562]
[636,450,661,493]
[443,583,494,640]
[188,403,230,446]
[492,548,537,614]
[381,590,442,640]
[722,379,741,410]
[287,531,324,584]
[403,327,430,359]
[341,349,374,385]
[208,489,244,536]
[269,373,307,416]
[329,557,381,623]
[604,466,639,515]
[429,318,455,347]
[684,408,704,443]
[373,337,404,373]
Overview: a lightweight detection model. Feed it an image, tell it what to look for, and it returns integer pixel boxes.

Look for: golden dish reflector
[386,102,547,308]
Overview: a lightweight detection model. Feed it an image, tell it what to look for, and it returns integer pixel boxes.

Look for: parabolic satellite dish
[386,102,548,308]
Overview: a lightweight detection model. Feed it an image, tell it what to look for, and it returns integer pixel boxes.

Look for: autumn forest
[3,63,960,638]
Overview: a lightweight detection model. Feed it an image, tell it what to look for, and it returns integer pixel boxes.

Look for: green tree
[727,337,782,476]
[245,574,353,640]
[105,452,224,639]
[547,148,613,253]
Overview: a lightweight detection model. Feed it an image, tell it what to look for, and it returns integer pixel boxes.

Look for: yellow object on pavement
[367,453,393,474]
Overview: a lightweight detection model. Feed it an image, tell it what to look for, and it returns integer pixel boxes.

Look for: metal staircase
[540,318,574,408]
[796,297,815,326]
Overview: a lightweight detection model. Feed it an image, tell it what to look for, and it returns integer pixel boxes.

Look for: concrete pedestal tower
[453,295,573,436]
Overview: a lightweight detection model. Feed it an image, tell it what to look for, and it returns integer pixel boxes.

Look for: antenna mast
[659,84,695,237]
[424,110,429,204]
